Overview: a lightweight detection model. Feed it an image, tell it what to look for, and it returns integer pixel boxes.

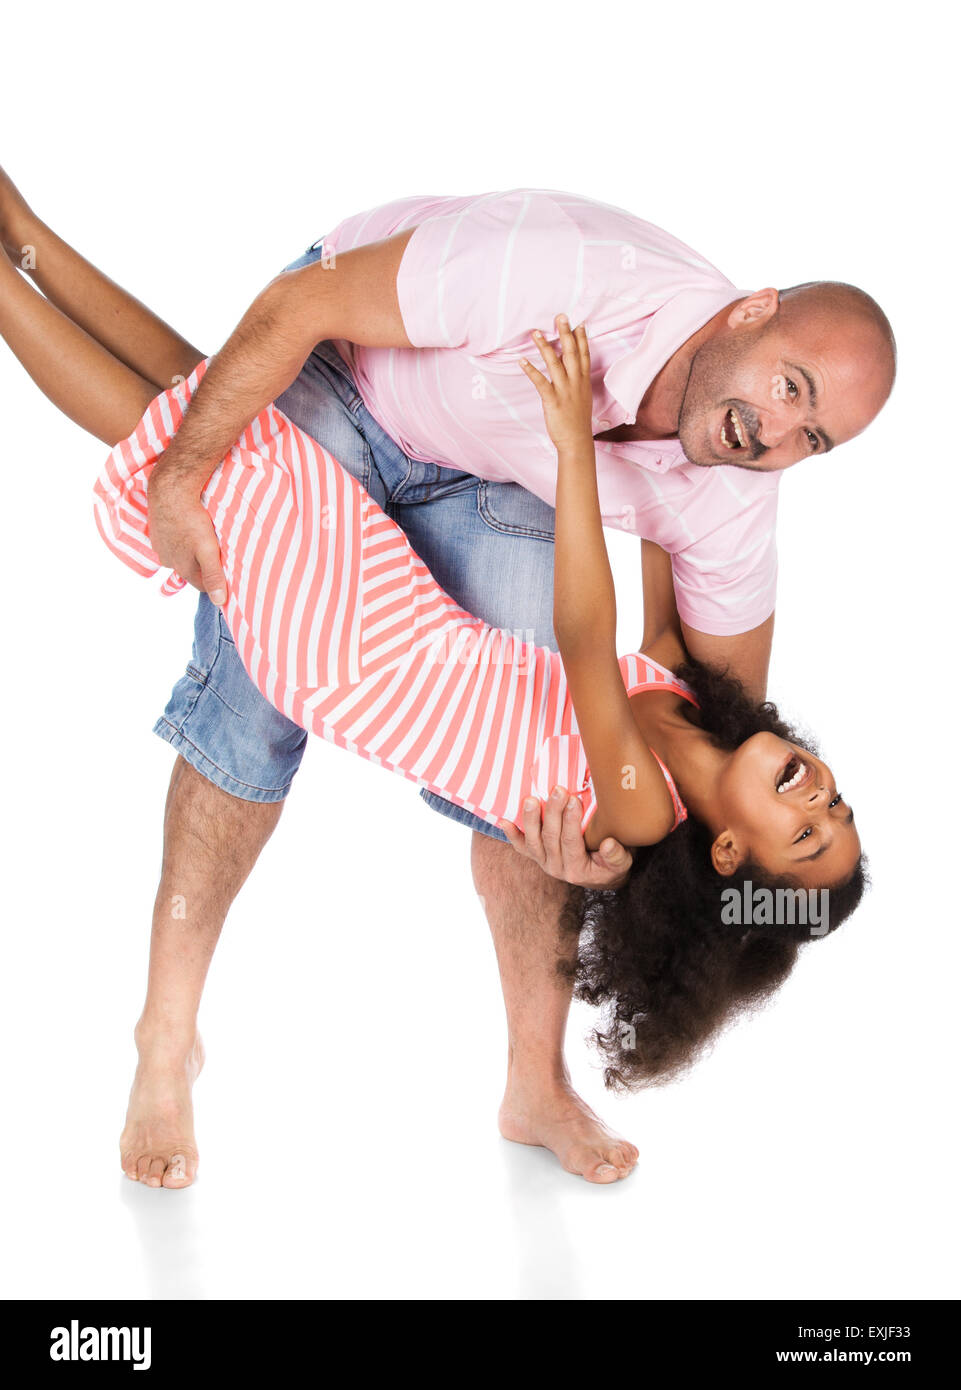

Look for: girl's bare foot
[119,1028,205,1189]
[499,1075,639,1184]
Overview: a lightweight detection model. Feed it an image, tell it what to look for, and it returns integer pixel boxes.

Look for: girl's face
[711,732,860,887]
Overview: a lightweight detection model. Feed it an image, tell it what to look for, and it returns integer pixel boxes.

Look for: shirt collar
[603,285,749,422]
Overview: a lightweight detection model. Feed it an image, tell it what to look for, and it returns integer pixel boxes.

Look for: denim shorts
[153,240,558,841]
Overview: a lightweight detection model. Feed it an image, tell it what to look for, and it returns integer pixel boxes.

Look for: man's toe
[585,1159,621,1184]
[144,1156,166,1187]
[162,1153,194,1189]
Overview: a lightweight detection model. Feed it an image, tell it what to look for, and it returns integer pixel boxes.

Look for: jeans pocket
[476,480,556,542]
[311,342,365,414]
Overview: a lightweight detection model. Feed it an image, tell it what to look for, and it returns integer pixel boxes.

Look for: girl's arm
[520,317,676,849]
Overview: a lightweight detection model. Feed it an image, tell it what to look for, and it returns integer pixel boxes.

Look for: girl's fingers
[556,314,580,375]
[575,323,591,374]
[531,329,565,388]
[519,356,551,395]
[526,316,591,395]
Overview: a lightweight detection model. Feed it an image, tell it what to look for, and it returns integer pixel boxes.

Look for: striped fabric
[93,361,692,835]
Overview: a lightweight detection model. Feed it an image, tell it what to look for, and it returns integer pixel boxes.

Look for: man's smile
[720,405,747,451]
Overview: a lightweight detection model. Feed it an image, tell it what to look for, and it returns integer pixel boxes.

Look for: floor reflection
[499,1141,583,1299]
[119,1177,207,1300]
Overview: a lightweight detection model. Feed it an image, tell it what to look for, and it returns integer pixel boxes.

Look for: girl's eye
[797,795,844,843]
[786,378,799,398]
[805,429,820,451]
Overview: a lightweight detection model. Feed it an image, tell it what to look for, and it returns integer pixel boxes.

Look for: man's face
[676,294,892,472]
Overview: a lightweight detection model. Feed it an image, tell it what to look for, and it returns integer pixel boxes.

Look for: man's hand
[498,786,633,889]
[147,463,228,605]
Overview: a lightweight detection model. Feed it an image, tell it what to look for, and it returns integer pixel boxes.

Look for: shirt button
[597,419,611,430]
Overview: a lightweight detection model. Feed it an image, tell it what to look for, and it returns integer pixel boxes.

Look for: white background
[0,0,957,1301]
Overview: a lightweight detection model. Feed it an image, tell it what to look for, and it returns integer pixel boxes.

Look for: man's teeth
[721,408,746,449]
[777,761,807,794]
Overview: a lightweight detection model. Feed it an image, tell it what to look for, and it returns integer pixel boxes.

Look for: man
[125,189,895,1188]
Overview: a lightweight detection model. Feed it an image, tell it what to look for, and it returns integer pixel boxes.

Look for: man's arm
[147,229,417,601]
[679,612,775,704]
[644,536,775,701]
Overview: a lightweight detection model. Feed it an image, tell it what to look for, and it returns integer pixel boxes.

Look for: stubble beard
[677,339,769,472]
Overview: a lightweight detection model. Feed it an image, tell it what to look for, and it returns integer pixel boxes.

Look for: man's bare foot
[119,1029,205,1189]
[499,1076,639,1184]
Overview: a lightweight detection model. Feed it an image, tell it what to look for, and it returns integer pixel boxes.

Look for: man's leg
[120,758,282,1187]
[125,577,311,1188]
[132,326,383,1186]
[472,834,639,1182]
[392,475,639,1182]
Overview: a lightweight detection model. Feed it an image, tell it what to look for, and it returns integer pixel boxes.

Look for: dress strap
[650,749,688,830]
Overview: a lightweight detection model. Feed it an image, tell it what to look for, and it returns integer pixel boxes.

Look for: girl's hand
[520,314,594,453]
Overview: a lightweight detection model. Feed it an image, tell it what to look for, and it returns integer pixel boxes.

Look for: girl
[0,185,866,1091]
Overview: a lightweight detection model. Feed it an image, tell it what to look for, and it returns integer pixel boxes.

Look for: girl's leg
[0,164,204,390]
[0,248,159,445]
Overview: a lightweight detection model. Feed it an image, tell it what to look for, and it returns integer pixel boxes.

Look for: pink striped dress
[93,360,694,836]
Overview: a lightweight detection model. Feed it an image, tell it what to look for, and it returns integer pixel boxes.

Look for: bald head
[776,281,897,391]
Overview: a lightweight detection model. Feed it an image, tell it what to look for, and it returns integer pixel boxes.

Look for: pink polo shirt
[322,190,780,637]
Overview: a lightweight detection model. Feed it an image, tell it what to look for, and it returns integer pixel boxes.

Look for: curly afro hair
[560,658,869,1091]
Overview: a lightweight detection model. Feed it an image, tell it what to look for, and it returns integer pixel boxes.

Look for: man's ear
[711,830,743,877]
[727,287,779,330]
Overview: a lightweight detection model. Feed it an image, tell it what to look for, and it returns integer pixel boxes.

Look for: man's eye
[796,827,813,842]
[806,429,820,451]
[786,377,799,399]
[829,793,843,808]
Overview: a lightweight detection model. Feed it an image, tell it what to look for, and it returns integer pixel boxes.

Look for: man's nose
[806,783,829,809]
[757,403,794,449]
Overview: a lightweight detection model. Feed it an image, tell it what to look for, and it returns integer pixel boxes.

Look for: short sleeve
[395,191,585,354]
[669,497,779,637]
